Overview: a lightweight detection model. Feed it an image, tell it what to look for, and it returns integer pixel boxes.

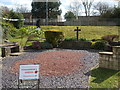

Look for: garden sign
[18,64,40,89]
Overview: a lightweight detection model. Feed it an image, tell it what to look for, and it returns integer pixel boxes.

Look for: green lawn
[41,26,119,40]
[90,67,120,88]
[9,26,119,46]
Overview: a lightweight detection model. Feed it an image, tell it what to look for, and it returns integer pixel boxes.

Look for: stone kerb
[99,46,120,70]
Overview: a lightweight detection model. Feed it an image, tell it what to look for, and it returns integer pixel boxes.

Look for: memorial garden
[1,20,120,88]
[0,0,120,89]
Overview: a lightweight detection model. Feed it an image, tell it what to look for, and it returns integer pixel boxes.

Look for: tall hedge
[45,30,64,47]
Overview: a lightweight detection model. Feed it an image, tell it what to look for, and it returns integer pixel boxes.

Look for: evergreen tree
[64,11,76,21]
[31,1,62,19]
[8,10,24,29]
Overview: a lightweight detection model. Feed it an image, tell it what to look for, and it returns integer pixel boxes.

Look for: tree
[112,7,120,18]
[101,7,120,18]
[31,1,62,19]
[80,0,94,16]
[64,11,76,21]
[15,4,30,13]
[93,2,110,16]
[113,0,120,7]
[101,10,113,18]
[69,1,81,19]
[8,10,24,29]
[0,6,10,17]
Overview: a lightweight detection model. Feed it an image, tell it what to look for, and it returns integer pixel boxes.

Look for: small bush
[64,38,75,41]
[45,30,64,47]
[8,10,24,29]
[91,41,107,50]
[79,38,90,41]
[41,42,53,49]
[64,38,89,41]
[1,21,16,39]
[32,41,41,49]
[101,35,119,42]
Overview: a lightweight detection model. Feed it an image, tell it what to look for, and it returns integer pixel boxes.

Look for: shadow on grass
[91,67,119,83]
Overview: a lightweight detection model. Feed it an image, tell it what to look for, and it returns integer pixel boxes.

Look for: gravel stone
[1,49,99,89]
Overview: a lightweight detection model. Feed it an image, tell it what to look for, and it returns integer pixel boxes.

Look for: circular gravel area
[2,49,99,88]
[12,51,85,76]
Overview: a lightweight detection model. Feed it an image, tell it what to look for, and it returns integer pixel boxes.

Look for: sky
[0,0,119,20]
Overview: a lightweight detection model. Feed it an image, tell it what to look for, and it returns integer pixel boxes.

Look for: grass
[41,26,119,40]
[9,26,119,46]
[90,67,120,88]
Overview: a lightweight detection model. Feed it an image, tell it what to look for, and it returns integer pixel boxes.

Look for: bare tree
[80,0,94,16]
[113,0,120,1]
[69,1,81,19]
[113,0,120,7]
[0,6,10,17]
[15,4,30,13]
[93,2,110,15]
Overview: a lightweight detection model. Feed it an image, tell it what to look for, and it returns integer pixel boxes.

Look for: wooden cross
[74,27,81,41]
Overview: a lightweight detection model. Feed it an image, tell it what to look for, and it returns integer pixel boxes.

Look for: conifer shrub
[45,30,64,47]
[41,42,53,49]
[91,41,107,50]
[8,10,24,29]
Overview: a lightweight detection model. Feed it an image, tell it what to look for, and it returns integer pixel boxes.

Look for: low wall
[99,46,120,70]
[59,41,92,49]
[1,45,23,57]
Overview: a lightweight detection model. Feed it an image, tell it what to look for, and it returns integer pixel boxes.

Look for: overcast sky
[0,0,118,20]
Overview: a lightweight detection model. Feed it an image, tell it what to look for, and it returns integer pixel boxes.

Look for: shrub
[0,21,16,39]
[32,41,41,49]
[91,41,107,50]
[64,38,90,41]
[41,42,53,49]
[8,10,24,29]
[45,30,64,47]
[79,38,90,41]
[101,35,119,42]
[64,38,75,41]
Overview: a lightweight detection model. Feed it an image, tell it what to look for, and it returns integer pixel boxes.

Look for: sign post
[18,64,40,89]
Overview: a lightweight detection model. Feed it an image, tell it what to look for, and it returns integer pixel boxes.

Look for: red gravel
[11,51,86,76]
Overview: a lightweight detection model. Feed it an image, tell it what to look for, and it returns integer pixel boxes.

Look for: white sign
[19,64,39,80]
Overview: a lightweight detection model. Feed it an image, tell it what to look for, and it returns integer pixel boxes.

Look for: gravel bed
[1,49,99,89]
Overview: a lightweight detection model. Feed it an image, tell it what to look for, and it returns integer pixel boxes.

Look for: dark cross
[74,27,81,41]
